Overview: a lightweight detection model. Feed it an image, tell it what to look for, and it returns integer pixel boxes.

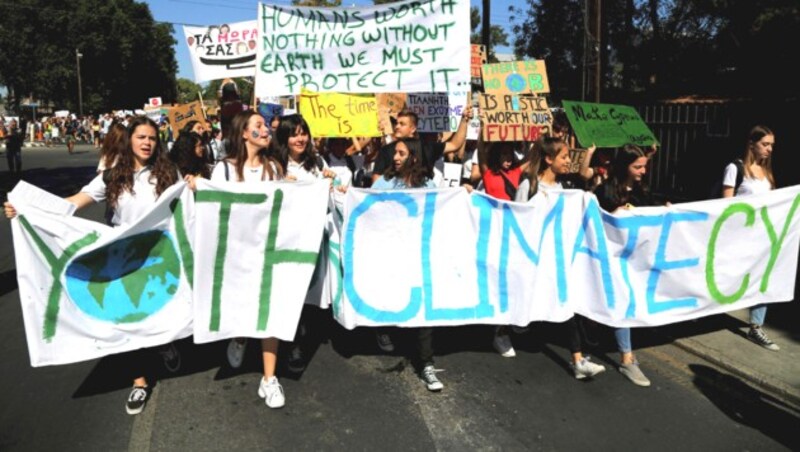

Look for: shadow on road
[690,364,799,449]
[0,269,17,297]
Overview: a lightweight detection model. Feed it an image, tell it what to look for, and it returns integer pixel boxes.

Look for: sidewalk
[656,300,799,411]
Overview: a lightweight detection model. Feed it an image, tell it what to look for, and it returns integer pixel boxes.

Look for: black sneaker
[288,345,307,373]
[126,386,150,415]
[747,326,780,351]
[159,343,181,373]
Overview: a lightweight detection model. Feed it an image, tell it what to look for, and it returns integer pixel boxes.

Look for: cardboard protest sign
[471,44,486,86]
[376,93,407,135]
[479,93,552,141]
[406,92,469,133]
[562,100,659,148]
[256,0,471,96]
[482,60,550,95]
[183,21,258,83]
[568,148,588,173]
[298,89,382,138]
[168,101,204,134]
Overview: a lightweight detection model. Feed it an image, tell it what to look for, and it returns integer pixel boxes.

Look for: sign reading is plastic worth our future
[183,21,258,83]
[298,89,382,138]
[479,93,551,141]
[337,187,800,329]
[481,60,550,95]
[255,0,471,96]
[562,100,659,148]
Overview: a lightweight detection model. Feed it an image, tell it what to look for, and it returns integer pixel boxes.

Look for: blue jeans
[615,328,632,353]
[750,304,767,326]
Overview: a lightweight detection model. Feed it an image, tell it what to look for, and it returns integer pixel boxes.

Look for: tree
[0,0,177,114]
[470,7,510,62]
[176,78,203,104]
[203,78,254,106]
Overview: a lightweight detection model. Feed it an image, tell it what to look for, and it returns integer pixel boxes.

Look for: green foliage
[203,78,254,106]
[0,0,177,114]
[470,7,509,62]
[511,0,800,101]
[176,78,203,105]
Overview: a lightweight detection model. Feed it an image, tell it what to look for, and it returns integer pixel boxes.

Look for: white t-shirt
[515,178,562,203]
[210,160,281,182]
[723,163,772,196]
[81,167,159,227]
[287,157,328,182]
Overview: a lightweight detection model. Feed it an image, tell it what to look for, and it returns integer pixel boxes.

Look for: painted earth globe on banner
[64,231,181,323]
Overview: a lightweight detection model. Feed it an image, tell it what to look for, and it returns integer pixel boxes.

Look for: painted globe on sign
[505,73,527,93]
[64,231,181,323]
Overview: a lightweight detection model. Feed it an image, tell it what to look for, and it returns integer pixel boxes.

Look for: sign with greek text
[256,0,471,96]
[298,89,382,138]
[406,92,469,133]
[183,21,259,83]
[482,60,550,95]
[562,100,659,148]
[479,93,552,141]
[168,101,204,135]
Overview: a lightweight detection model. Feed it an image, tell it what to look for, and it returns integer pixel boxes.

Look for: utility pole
[482,0,490,60]
[76,48,83,116]
[582,0,602,102]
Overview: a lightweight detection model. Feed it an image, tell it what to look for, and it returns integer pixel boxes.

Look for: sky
[141,0,517,83]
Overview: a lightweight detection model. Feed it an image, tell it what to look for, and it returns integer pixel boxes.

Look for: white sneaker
[572,357,606,379]
[420,365,443,392]
[258,376,285,408]
[227,338,247,369]
[493,332,516,358]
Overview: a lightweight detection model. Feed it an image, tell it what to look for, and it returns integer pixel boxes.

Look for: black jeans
[6,149,21,173]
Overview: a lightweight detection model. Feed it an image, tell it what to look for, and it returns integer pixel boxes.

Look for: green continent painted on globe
[65,231,181,323]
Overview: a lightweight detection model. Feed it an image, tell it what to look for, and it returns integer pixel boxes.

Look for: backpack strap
[733,159,744,195]
[223,160,230,181]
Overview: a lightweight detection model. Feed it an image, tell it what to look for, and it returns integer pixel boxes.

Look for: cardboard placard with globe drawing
[481,60,550,95]
[9,183,195,366]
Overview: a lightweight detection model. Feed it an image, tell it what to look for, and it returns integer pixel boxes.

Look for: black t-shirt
[373,140,446,175]
[593,180,654,212]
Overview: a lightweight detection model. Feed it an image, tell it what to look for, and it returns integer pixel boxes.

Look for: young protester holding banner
[209,110,287,409]
[371,137,444,391]
[722,125,780,351]
[5,116,182,414]
[371,108,473,185]
[593,144,655,387]
[273,113,336,374]
[506,137,607,379]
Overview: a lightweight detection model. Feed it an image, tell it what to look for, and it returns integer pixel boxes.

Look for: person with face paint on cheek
[721,125,780,351]
[5,117,183,415]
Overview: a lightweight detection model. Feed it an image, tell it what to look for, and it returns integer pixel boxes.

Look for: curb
[1,142,47,149]
[670,335,800,413]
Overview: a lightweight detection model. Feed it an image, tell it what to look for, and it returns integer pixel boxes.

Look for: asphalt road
[0,145,796,451]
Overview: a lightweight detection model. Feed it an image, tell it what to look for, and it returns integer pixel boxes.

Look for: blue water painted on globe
[64,230,181,323]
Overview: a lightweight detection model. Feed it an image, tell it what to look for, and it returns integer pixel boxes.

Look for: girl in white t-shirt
[722,125,780,351]
[210,110,287,409]
[5,117,182,415]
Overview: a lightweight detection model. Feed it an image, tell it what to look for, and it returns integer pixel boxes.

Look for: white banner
[10,184,195,366]
[192,179,329,343]
[255,0,471,96]
[183,21,258,83]
[336,187,800,328]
